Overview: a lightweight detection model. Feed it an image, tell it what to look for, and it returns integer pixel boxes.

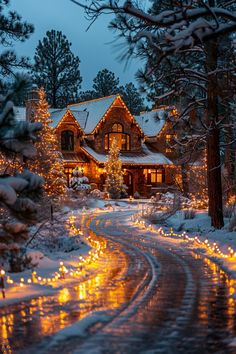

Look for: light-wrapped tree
[104,139,123,199]
[28,87,66,198]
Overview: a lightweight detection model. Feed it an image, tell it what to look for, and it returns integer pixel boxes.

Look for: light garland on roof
[91,96,143,136]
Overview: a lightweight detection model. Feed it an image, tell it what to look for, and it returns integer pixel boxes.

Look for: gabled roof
[67,95,119,134]
[135,108,169,137]
[81,143,173,166]
[50,108,68,128]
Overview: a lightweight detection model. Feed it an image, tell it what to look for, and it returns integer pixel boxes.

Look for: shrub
[229,213,236,232]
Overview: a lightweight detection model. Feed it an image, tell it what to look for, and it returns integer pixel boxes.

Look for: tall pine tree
[0,0,34,87]
[32,30,82,108]
[28,88,65,197]
[93,69,119,97]
[119,82,144,114]
[104,139,123,199]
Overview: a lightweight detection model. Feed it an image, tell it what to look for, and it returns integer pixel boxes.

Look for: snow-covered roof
[68,95,119,134]
[135,109,168,137]
[50,109,68,128]
[81,144,173,166]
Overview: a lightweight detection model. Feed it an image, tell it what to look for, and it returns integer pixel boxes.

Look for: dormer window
[105,123,130,151]
[61,130,74,151]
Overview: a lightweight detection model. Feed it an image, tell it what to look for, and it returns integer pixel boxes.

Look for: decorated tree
[104,139,123,199]
[28,87,65,197]
[70,166,91,192]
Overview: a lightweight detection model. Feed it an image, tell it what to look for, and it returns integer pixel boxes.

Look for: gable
[92,95,143,136]
[51,109,82,131]
[68,95,118,134]
[67,94,143,136]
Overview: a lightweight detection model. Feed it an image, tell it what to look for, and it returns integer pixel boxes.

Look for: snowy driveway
[1,211,236,354]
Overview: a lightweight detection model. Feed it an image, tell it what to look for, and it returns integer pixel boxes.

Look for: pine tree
[28,88,65,197]
[119,82,144,114]
[0,79,44,271]
[32,30,82,108]
[0,0,34,84]
[78,89,98,102]
[93,69,119,97]
[104,139,123,199]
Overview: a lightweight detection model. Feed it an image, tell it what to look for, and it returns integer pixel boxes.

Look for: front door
[124,171,133,196]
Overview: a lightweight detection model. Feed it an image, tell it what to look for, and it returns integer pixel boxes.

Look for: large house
[21,91,186,197]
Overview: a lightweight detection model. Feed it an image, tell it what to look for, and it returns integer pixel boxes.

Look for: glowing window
[112,123,123,132]
[149,169,164,184]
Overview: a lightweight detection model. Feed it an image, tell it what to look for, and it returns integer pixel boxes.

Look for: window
[64,167,74,186]
[61,130,74,151]
[105,123,130,151]
[148,169,165,184]
[166,134,176,153]
[112,123,123,132]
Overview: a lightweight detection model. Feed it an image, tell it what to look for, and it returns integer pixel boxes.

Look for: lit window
[166,134,176,153]
[105,123,130,151]
[61,130,74,151]
[149,169,164,184]
[112,123,123,132]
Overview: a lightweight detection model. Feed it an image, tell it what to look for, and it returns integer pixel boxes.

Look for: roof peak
[67,94,120,107]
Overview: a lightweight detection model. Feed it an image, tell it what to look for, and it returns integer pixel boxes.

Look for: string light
[0,214,106,298]
[132,215,235,260]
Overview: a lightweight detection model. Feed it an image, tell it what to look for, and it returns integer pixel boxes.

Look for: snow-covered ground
[130,208,236,278]
[1,196,235,307]
[0,198,138,306]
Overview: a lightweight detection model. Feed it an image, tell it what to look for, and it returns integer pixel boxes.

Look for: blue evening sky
[10,0,145,91]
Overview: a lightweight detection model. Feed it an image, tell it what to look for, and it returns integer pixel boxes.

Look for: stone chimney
[25,84,39,122]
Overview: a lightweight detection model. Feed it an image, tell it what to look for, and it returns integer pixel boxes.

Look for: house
[23,91,184,197]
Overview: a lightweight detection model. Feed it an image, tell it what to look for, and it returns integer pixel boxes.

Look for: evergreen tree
[93,69,119,97]
[28,88,66,197]
[32,30,82,108]
[78,89,98,102]
[0,0,34,84]
[119,82,144,114]
[0,79,44,270]
[75,0,236,228]
[104,139,123,199]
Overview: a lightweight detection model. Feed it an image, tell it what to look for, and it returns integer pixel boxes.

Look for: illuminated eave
[90,95,144,136]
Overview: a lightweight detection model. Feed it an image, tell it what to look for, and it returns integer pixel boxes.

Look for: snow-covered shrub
[223,204,235,219]
[229,213,236,232]
[144,193,181,224]
[184,209,196,219]
[89,189,103,199]
[70,167,91,192]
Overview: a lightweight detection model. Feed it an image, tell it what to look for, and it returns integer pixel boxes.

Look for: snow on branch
[71,1,236,53]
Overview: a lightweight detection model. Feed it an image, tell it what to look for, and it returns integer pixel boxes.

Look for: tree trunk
[206,37,224,228]
[181,163,189,197]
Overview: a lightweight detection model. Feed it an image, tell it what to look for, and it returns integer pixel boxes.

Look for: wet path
[1,211,236,354]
